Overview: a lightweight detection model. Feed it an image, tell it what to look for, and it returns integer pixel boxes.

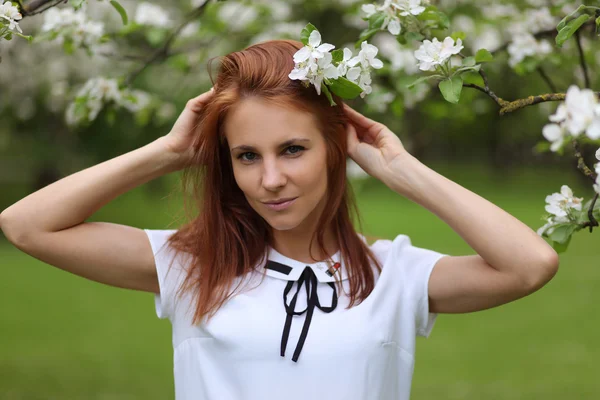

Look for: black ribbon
[265,260,338,362]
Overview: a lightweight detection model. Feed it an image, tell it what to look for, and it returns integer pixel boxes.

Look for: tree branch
[19,0,67,17]
[536,66,557,93]
[124,3,212,86]
[574,30,591,89]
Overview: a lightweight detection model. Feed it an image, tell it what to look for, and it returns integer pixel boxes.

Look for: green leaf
[110,1,128,25]
[438,76,463,103]
[300,23,318,46]
[328,77,363,99]
[404,32,424,42]
[331,49,344,63]
[69,0,86,10]
[407,74,443,88]
[461,71,484,86]
[556,14,591,47]
[461,56,476,67]
[356,29,379,48]
[475,48,493,63]
[552,235,572,254]
[455,64,481,74]
[321,83,336,106]
[556,4,586,31]
[368,12,386,30]
[596,16,600,33]
[533,140,551,154]
[4,32,12,41]
[548,224,577,244]
[450,31,465,41]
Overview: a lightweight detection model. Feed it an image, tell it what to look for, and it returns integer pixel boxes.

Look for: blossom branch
[571,139,599,230]
[571,139,597,183]
[124,3,211,86]
[574,30,591,89]
[19,0,67,17]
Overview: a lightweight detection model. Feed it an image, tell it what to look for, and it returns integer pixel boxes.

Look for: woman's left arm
[343,103,559,314]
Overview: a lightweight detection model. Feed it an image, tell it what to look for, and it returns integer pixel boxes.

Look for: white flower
[362,0,401,35]
[217,1,258,32]
[394,0,426,17]
[349,41,384,70]
[289,41,338,96]
[507,32,552,67]
[596,148,600,161]
[293,30,335,63]
[414,36,463,71]
[537,215,569,236]
[548,85,600,139]
[346,41,383,98]
[0,1,22,33]
[336,48,354,76]
[373,34,418,74]
[364,84,395,113]
[134,2,172,28]
[544,185,583,218]
[41,7,104,48]
[525,7,556,33]
[542,123,565,152]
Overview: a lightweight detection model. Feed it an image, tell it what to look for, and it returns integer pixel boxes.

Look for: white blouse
[145,229,447,400]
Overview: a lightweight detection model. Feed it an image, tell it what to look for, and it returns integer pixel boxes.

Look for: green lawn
[1,162,598,399]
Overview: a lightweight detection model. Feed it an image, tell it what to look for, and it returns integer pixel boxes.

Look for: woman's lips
[263,197,297,211]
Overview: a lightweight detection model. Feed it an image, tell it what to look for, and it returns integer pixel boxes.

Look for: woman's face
[224,97,329,232]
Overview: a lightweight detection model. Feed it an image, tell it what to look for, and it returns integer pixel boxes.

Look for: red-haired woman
[1,39,559,400]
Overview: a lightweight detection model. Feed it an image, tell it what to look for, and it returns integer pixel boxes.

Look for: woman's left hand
[343,103,409,182]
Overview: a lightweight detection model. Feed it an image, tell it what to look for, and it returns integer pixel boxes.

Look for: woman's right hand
[160,87,215,168]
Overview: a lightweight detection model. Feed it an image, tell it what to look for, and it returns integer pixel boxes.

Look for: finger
[346,122,360,156]
[186,88,215,112]
[342,103,379,129]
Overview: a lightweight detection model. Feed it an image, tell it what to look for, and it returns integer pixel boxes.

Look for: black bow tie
[265,260,338,362]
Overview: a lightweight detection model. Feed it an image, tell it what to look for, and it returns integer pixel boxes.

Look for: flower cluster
[65,77,151,126]
[413,36,463,72]
[537,185,583,236]
[361,0,426,36]
[134,2,173,28]
[507,32,552,68]
[542,85,600,152]
[0,1,22,35]
[41,7,104,49]
[288,25,383,103]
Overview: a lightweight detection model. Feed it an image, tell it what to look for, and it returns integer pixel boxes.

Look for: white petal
[586,119,600,139]
[308,30,321,47]
[289,68,308,80]
[293,47,311,63]
[346,66,361,82]
[542,123,563,141]
[316,43,335,53]
[343,47,353,61]
[361,4,377,17]
[595,148,600,161]
[388,19,401,35]
[370,58,384,69]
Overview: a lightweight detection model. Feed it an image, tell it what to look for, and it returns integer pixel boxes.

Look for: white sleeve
[390,235,448,338]
[144,229,186,321]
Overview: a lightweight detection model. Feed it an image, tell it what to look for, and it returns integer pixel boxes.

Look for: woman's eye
[286,145,305,155]
[239,152,256,161]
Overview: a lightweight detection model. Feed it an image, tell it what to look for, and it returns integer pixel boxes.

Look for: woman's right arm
[0,136,183,293]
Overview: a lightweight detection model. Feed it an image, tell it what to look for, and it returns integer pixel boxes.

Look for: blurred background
[1,0,599,398]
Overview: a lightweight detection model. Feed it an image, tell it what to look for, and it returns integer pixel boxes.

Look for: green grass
[1,162,599,399]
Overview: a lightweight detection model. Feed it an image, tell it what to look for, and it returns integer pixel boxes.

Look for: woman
[0,39,559,400]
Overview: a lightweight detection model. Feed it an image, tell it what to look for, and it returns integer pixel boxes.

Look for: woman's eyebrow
[230,138,311,153]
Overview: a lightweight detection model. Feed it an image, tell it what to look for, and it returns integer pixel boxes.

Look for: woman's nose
[261,158,287,190]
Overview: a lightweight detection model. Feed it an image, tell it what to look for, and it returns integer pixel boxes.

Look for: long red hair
[167,39,382,325]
